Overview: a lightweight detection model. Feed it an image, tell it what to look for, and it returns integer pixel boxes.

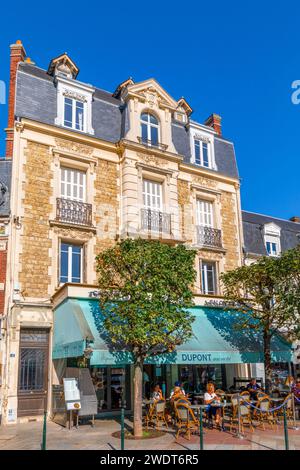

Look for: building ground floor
[0,284,294,424]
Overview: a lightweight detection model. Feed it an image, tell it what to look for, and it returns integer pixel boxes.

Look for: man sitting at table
[204,383,223,430]
[246,378,262,399]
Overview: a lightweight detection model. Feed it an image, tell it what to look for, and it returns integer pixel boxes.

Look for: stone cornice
[16,118,118,153]
[180,162,240,187]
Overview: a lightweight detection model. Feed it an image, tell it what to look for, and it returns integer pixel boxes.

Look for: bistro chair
[143,402,155,430]
[256,397,277,430]
[153,399,168,429]
[240,390,251,401]
[230,399,254,433]
[174,403,199,440]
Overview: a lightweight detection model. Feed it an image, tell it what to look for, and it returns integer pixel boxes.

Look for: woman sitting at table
[204,383,223,429]
[151,384,163,402]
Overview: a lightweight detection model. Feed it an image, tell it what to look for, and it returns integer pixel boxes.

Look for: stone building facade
[1,40,246,423]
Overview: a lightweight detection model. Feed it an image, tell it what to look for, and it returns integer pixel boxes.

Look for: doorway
[90,366,131,412]
[17,329,50,417]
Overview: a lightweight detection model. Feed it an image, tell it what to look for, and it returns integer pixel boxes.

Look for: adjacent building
[0,40,295,423]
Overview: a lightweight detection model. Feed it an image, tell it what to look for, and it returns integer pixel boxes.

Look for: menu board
[63,377,81,410]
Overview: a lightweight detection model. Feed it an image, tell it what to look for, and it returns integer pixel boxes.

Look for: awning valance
[52,299,292,365]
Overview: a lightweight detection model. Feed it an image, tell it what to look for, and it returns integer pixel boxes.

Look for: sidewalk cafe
[52,287,292,416]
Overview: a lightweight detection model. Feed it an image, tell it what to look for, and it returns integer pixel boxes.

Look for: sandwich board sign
[63,377,81,411]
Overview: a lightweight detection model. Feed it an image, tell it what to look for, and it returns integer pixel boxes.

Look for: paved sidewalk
[0,418,299,450]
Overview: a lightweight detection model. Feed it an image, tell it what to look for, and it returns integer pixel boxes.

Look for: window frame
[60,167,87,202]
[142,178,163,211]
[140,112,160,146]
[59,241,84,284]
[196,199,214,227]
[193,138,211,169]
[200,260,218,295]
[63,96,86,132]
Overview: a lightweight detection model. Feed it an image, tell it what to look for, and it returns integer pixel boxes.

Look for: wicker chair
[256,397,277,430]
[276,394,294,423]
[153,399,168,429]
[174,402,199,440]
[230,396,254,433]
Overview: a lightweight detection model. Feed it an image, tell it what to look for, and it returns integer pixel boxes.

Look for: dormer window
[140,113,159,146]
[263,223,281,257]
[64,96,85,131]
[194,138,211,168]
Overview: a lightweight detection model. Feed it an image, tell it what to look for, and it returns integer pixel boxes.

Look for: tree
[221,246,300,393]
[96,238,197,437]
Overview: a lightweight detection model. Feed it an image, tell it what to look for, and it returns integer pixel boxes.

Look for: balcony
[141,208,171,234]
[196,225,222,248]
[137,137,168,151]
[56,198,93,227]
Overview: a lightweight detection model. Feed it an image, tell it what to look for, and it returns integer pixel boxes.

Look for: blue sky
[0,1,299,220]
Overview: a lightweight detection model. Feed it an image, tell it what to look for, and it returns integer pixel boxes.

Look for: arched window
[140,113,159,145]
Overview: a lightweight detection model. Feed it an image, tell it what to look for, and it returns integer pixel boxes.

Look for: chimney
[290,216,300,223]
[5,40,26,159]
[204,113,222,135]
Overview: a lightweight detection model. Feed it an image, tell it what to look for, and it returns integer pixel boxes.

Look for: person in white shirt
[204,383,223,429]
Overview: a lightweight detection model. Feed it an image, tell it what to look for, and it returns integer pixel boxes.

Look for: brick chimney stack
[5,40,26,159]
[204,113,222,135]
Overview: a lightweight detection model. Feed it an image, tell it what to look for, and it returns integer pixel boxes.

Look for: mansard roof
[15,61,239,180]
[242,210,300,256]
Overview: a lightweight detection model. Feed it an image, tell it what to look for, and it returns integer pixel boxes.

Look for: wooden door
[18,329,49,417]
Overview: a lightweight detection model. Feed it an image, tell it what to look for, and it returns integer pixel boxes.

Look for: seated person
[204,383,223,429]
[170,381,186,399]
[151,384,163,402]
[272,374,283,393]
[246,378,262,399]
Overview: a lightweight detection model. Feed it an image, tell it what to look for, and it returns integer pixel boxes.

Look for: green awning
[52,299,292,365]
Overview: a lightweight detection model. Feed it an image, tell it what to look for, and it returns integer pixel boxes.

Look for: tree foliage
[96,238,197,359]
[221,246,300,339]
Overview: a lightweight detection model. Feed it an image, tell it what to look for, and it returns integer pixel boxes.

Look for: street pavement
[0,418,299,450]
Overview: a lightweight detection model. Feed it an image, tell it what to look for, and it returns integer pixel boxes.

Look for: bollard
[235,394,244,439]
[199,407,204,450]
[41,410,47,451]
[291,393,299,430]
[283,407,289,451]
[121,407,125,451]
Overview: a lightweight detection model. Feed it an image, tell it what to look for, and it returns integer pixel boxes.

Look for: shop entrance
[17,329,49,417]
[90,366,131,412]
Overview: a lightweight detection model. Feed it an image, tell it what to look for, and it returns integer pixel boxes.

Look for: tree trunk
[133,357,144,437]
[263,329,272,394]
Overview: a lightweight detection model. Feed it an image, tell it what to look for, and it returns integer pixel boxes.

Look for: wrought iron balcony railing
[196,225,222,248]
[137,137,168,151]
[56,198,93,227]
[141,208,171,234]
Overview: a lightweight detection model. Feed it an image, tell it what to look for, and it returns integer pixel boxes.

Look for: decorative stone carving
[137,153,168,168]
[63,89,87,102]
[54,138,94,157]
[53,225,94,241]
[192,175,217,188]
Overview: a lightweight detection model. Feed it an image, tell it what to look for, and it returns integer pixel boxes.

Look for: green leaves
[221,245,300,340]
[96,239,197,359]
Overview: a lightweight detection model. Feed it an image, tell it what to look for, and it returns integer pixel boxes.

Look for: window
[60,243,82,284]
[197,200,213,227]
[60,167,86,202]
[140,113,159,146]
[201,261,217,295]
[143,179,163,210]
[194,139,210,168]
[266,241,279,256]
[63,97,85,131]
[263,223,281,257]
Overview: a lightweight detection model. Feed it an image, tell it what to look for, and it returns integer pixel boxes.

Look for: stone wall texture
[19,141,53,297]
